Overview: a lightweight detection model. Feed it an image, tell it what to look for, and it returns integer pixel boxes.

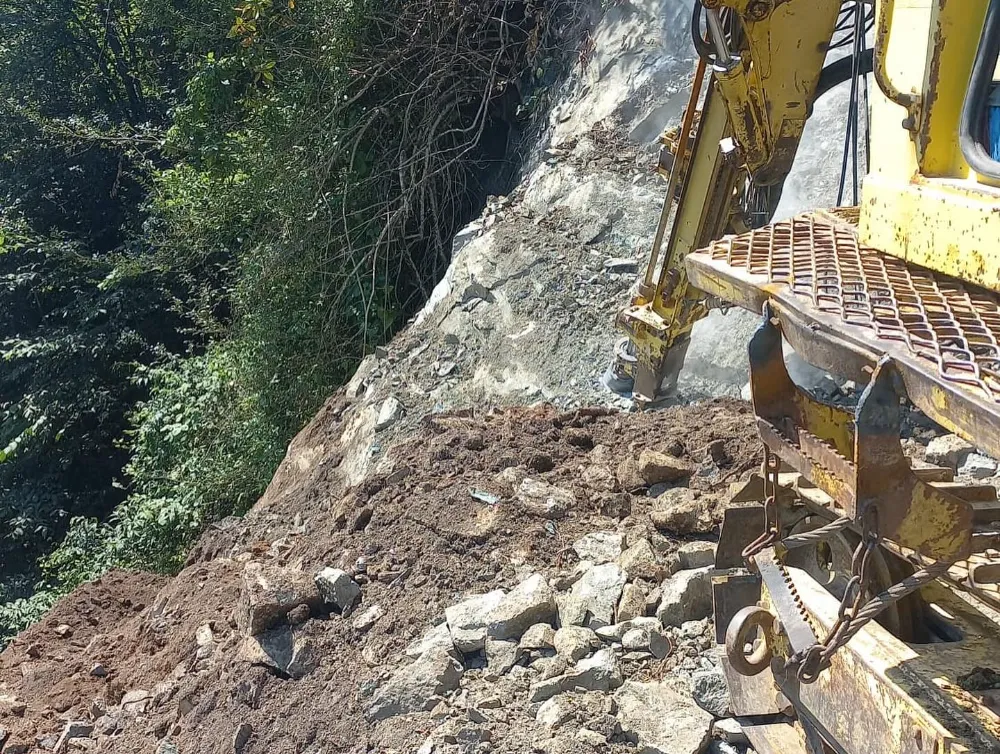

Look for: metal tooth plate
[686,210,1000,459]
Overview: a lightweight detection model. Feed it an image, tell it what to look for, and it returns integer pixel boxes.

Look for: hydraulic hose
[959,0,1000,180]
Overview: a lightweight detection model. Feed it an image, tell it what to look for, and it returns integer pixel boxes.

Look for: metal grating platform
[686,210,1000,460]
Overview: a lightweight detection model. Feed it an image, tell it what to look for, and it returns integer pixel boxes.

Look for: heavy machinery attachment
[610,0,1000,750]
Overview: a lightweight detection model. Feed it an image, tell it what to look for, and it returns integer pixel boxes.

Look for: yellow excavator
[612,1,1000,751]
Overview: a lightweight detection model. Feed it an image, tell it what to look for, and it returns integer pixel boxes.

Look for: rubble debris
[572,531,625,564]
[657,567,713,627]
[487,574,556,640]
[375,397,404,430]
[559,563,627,628]
[619,538,667,580]
[314,567,362,614]
[651,488,711,535]
[367,647,464,721]
[615,680,713,754]
[553,626,600,662]
[520,623,556,650]
[677,541,716,570]
[529,649,622,702]
[446,589,506,652]
[924,434,975,470]
[691,667,731,718]
[516,478,575,519]
[616,583,647,622]
[238,562,323,635]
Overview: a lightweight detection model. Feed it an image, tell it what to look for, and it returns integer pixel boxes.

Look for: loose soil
[0,399,758,754]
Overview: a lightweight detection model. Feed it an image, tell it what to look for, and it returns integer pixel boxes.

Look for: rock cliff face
[0,3,878,753]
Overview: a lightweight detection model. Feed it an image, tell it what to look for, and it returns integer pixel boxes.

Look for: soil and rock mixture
[0,399,761,754]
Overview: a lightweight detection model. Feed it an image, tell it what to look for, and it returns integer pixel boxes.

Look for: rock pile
[360,526,750,754]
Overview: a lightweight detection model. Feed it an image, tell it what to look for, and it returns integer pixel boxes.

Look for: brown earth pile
[0,398,758,754]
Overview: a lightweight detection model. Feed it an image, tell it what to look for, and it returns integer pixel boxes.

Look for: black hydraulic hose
[691,1,715,61]
[959,0,1000,180]
[815,49,874,101]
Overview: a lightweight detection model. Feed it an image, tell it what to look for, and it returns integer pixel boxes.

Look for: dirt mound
[0,400,757,753]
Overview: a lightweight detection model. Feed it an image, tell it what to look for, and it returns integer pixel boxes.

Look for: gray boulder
[657,567,712,627]
[367,647,464,721]
[445,589,505,652]
[615,680,713,754]
[487,574,556,640]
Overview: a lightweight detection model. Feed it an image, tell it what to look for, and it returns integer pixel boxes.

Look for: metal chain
[742,446,781,560]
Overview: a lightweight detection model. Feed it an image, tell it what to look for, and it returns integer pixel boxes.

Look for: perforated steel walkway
[686,209,1000,459]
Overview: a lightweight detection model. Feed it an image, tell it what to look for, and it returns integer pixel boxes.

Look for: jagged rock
[405,622,453,659]
[314,567,361,613]
[615,680,713,754]
[621,624,671,659]
[520,623,556,650]
[121,690,152,714]
[239,626,319,679]
[617,583,647,622]
[677,541,716,570]
[238,562,324,635]
[691,668,730,717]
[367,647,464,721]
[576,728,607,747]
[598,492,633,518]
[550,560,593,591]
[233,723,253,753]
[516,478,575,519]
[657,567,713,627]
[925,434,975,470]
[528,649,622,702]
[536,696,575,729]
[446,589,505,652]
[375,397,404,430]
[581,464,618,492]
[54,721,93,754]
[961,453,997,479]
[353,604,384,631]
[595,616,661,642]
[53,624,73,639]
[559,563,627,629]
[553,626,600,662]
[532,655,569,680]
[564,428,594,448]
[617,450,693,490]
[573,532,625,563]
[485,637,521,677]
[89,664,107,678]
[487,574,556,640]
[650,489,710,535]
[618,539,666,580]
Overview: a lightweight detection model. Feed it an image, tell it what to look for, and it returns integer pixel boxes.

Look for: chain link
[742,446,781,560]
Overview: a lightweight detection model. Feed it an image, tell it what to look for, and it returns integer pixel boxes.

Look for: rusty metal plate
[686,211,1000,461]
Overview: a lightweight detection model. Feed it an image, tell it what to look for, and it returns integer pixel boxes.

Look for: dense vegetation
[0,0,588,638]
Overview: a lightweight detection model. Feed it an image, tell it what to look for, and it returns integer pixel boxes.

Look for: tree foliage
[0,0,589,640]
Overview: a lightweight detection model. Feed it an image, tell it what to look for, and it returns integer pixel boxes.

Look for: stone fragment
[54,624,73,638]
[961,453,998,479]
[404,622,453,659]
[487,574,556,640]
[375,397,404,430]
[617,583,647,622]
[677,541,716,570]
[528,649,622,702]
[622,625,672,659]
[651,488,710,535]
[691,668,730,717]
[713,718,748,746]
[120,689,151,714]
[595,616,662,642]
[553,626,600,663]
[54,721,93,754]
[516,478,574,519]
[559,563,627,629]
[582,464,618,492]
[532,655,569,680]
[89,664,107,678]
[617,450,693,490]
[618,539,666,580]
[520,623,556,650]
[657,567,713,627]
[367,647,464,721]
[576,728,607,746]
[572,532,625,564]
[536,696,575,729]
[925,434,975,470]
[550,560,593,591]
[233,722,253,753]
[352,604,384,632]
[444,589,506,653]
[237,562,324,636]
[615,680,712,754]
[485,637,521,677]
[314,567,361,613]
[239,625,318,679]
